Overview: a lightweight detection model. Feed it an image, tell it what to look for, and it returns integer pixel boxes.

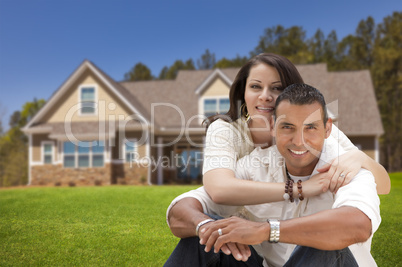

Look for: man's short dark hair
[274,83,328,124]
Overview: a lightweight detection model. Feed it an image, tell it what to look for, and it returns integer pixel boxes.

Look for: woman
[202,53,390,206]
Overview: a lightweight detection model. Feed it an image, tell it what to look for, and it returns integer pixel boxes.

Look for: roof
[24,60,384,137]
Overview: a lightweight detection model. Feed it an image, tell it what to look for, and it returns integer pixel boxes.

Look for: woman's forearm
[361,151,390,194]
[203,169,329,205]
[203,169,285,205]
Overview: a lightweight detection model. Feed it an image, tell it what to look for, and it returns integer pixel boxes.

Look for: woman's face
[244,63,282,126]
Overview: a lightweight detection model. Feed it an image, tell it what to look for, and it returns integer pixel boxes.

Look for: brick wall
[112,163,148,185]
[31,164,111,186]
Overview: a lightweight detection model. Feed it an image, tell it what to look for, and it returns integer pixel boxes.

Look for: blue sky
[0,0,400,130]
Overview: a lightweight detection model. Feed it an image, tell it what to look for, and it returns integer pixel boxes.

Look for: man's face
[272,100,332,176]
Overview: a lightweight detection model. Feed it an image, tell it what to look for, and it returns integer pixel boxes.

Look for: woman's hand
[317,149,364,193]
[302,171,331,197]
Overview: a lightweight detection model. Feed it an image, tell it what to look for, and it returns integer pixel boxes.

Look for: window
[80,86,96,114]
[203,97,229,117]
[63,142,75,168]
[78,141,90,167]
[42,142,53,164]
[63,141,104,168]
[125,139,138,163]
[92,141,105,167]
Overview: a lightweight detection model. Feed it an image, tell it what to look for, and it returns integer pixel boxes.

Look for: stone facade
[31,164,111,186]
[112,163,148,185]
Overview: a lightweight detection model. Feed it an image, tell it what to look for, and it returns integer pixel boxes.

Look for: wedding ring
[218,228,223,236]
[339,173,345,178]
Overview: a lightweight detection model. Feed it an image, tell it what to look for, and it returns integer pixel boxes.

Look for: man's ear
[270,116,276,137]
[325,118,332,138]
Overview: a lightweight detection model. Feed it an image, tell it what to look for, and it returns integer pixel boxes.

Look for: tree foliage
[158,59,195,80]
[124,62,154,81]
[371,12,402,171]
[0,99,45,187]
[214,55,249,68]
[197,49,216,70]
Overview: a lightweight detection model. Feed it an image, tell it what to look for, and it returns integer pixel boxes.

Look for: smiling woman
[201,53,390,207]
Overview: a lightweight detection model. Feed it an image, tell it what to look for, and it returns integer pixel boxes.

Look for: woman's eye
[272,86,283,91]
[251,85,261,89]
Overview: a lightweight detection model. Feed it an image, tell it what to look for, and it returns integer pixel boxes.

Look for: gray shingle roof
[119,64,383,136]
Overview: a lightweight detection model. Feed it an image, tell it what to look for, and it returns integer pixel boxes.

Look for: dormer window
[79,85,96,115]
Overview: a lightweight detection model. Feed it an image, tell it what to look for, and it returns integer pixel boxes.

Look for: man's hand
[198,219,252,262]
[199,217,269,255]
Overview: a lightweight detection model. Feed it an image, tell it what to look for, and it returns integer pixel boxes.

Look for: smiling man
[165,84,381,267]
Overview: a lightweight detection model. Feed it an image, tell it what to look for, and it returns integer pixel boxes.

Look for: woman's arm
[203,168,330,205]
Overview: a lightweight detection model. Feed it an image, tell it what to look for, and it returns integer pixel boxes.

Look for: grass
[371,172,402,266]
[0,185,198,266]
[0,173,401,266]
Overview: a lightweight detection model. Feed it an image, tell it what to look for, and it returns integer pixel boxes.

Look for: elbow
[203,184,227,204]
[348,211,372,245]
[377,182,391,195]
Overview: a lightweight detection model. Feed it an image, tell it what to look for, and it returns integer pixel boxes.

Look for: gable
[201,77,230,97]
[39,69,133,124]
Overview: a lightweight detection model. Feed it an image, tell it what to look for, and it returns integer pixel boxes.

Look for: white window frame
[78,84,98,116]
[41,141,54,165]
[199,95,230,123]
[123,139,138,163]
[62,141,105,168]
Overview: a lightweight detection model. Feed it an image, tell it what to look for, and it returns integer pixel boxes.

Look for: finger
[329,167,343,192]
[214,234,232,253]
[205,228,221,253]
[199,220,224,244]
[220,244,231,255]
[333,173,346,192]
[225,242,242,261]
[316,163,331,173]
[236,243,251,261]
[343,171,355,185]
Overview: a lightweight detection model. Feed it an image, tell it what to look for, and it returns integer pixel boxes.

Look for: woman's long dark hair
[204,53,304,129]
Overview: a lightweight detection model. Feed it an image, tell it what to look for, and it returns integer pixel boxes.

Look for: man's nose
[292,130,304,147]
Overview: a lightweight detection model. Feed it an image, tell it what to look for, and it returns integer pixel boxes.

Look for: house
[22,60,384,186]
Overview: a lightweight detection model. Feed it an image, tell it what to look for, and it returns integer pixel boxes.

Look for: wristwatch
[267,219,280,243]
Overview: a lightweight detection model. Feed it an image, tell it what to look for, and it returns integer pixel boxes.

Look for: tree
[159,59,195,80]
[0,99,45,187]
[197,49,216,70]
[124,62,154,81]
[214,55,249,69]
[251,25,311,64]
[322,30,339,70]
[371,11,402,171]
[308,29,325,63]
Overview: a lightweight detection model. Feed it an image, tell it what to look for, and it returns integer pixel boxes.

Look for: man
[165,84,381,266]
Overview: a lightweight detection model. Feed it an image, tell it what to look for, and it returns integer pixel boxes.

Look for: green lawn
[0,173,401,266]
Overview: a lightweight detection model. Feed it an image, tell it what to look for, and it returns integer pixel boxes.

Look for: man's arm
[168,197,212,238]
[201,206,372,252]
[167,197,252,262]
